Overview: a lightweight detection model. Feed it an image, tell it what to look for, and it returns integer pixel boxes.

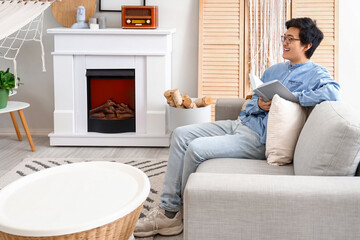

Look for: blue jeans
[160,119,266,212]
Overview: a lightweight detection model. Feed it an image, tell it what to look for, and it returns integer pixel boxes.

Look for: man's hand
[258,97,272,111]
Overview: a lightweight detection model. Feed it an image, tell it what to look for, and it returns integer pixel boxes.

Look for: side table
[0,101,35,151]
[0,161,150,239]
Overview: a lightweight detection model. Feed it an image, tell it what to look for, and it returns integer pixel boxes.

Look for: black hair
[285,17,324,59]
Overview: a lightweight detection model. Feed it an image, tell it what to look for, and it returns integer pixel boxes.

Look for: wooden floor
[0,134,170,178]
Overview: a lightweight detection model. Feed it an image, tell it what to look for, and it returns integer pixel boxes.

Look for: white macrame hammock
[248,0,291,84]
[0,0,57,86]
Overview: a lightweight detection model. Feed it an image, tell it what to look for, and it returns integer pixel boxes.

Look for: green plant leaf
[0,68,21,91]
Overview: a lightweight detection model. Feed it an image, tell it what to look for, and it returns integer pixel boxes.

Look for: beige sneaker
[134,206,183,237]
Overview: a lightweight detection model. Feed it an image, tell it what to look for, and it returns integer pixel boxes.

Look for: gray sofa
[184,98,360,240]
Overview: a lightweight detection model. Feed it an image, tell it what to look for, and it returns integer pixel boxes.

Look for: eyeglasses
[281,35,300,44]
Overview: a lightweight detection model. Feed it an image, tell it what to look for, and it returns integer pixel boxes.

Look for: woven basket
[0,203,143,240]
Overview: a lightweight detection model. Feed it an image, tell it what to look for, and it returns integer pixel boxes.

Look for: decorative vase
[0,89,9,109]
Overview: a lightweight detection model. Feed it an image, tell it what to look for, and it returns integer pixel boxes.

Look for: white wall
[0,0,358,134]
[338,0,360,108]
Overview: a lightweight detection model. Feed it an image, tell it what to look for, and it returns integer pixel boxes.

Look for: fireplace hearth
[47,28,175,146]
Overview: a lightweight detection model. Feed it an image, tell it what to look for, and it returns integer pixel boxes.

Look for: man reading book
[134,17,340,237]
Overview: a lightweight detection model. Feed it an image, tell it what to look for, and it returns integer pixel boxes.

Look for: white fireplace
[47,28,175,146]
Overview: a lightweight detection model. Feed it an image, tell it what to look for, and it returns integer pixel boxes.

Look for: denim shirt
[239,61,341,144]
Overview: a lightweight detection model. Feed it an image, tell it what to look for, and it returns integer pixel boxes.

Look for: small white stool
[0,101,35,151]
[0,161,150,240]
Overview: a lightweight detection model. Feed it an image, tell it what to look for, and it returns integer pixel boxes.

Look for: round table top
[0,161,150,237]
[0,101,29,114]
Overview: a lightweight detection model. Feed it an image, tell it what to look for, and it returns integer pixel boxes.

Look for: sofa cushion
[197,158,294,175]
[266,94,307,166]
[294,101,360,176]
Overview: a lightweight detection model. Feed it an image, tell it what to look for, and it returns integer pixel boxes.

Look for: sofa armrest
[184,173,360,240]
[215,98,245,121]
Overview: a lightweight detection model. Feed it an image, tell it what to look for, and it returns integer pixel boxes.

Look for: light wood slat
[203,32,240,36]
[204,8,240,12]
[203,49,239,53]
[204,33,241,37]
[205,24,240,28]
[203,61,240,66]
[202,78,240,83]
[296,11,334,16]
[203,39,242,44]
[313,50,335,55]
[203,82,240,87]
[205,3,239,9]
[203,74,239,79]
[295,3,334,7]
[311,58,334,63]
[203,53,239,58]
[296,5,334,9]
[203,70,239,75]
[202,93,239,98]
[203,45,240,49]
[203,65,239,70]
[316,19,334,23]
[318,27,335,32]
[204,12,240,16]
[203,69,239,74]
[320,38,336,44]
[296,8,334,12]
[204,28,240,32]
[202,91,240,95]
[305,16,335,20]
[203,86,240,91]
[203,15,240,20]
[202,95,240,99]
[316,45,335,50]
[204,55,239,60]
[204,19,241,24]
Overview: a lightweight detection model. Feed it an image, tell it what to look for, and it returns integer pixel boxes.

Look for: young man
[134,17,340,238]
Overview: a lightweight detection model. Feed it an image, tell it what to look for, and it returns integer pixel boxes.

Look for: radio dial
[146,20,151,24]
[126,19,131,24]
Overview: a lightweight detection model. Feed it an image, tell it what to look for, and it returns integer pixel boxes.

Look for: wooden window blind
[198,0,245,120]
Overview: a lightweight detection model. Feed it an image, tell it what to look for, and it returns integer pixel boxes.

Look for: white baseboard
[0,128,51,136]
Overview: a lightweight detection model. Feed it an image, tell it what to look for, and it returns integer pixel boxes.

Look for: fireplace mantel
[47,28,176,146]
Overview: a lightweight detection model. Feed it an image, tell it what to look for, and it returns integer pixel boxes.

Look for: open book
[249,73,299,103]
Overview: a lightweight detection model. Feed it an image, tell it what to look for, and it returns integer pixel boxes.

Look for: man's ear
[304,43,312,52]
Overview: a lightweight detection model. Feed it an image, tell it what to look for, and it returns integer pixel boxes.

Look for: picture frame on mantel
[99,0,144,12]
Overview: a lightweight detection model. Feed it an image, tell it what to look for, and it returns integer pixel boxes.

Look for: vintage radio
[122,6,158,29]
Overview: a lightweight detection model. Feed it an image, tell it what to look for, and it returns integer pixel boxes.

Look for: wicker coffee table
[0,161,150,240]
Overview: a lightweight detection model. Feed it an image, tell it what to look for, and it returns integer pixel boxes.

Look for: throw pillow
[294,101,360,176]
[266,94,307,166]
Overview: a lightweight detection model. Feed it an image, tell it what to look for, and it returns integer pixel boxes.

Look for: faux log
[167,97,176,107]
[183,97,197,109]
[89,99,116,115]
[194,96,212,107]
[164,89,176,98]
[89,99,134,120]
[170,89,183,108]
